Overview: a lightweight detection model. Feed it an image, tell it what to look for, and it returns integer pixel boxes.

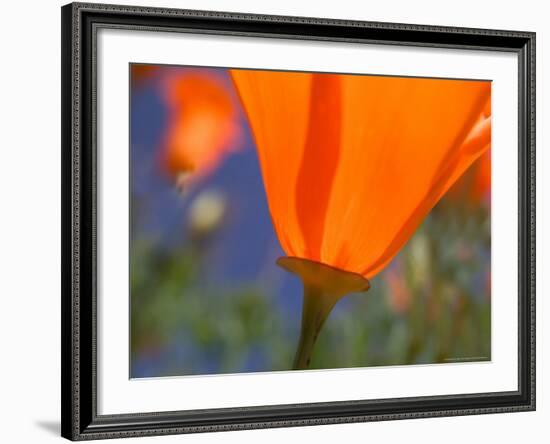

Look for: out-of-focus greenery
[131,235,294,376]
[131,190,490,377]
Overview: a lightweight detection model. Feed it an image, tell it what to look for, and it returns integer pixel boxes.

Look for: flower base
[277,257,370,370]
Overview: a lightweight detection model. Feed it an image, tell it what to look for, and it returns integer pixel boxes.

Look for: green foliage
[131,201,491,376]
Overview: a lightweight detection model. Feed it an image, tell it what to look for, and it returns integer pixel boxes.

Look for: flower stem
[276,256,370,371]
[293,285,342,370]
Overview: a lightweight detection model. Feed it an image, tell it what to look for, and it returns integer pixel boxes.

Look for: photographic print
[130,64,492,378]
[62,5,535,438]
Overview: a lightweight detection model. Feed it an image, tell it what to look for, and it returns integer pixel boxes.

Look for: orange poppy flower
[231,69,491,368]
[161,71,243,189]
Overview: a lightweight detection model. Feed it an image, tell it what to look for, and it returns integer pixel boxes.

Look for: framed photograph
[61,2,536,440]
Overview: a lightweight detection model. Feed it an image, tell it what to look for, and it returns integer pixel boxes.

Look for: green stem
[276,256,370,371]
[293,285,342,370]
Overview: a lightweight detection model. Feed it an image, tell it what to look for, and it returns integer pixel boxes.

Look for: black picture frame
[61,2,536,440]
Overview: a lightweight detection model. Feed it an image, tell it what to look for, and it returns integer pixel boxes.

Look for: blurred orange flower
[131,64,158,89]
[161,71,243,187]
[472,148,491,203]
[384,263,412,315]
[231,70,491,280]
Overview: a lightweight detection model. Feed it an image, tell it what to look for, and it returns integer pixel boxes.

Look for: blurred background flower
[130,65,491,377]
[160,69,243,192]
[384,260,412,315]
[188,189,227,239]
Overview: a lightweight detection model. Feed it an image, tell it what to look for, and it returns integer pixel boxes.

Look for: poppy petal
[294,73,343,261]
[320,76,491,277]
[230,69,313,256]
